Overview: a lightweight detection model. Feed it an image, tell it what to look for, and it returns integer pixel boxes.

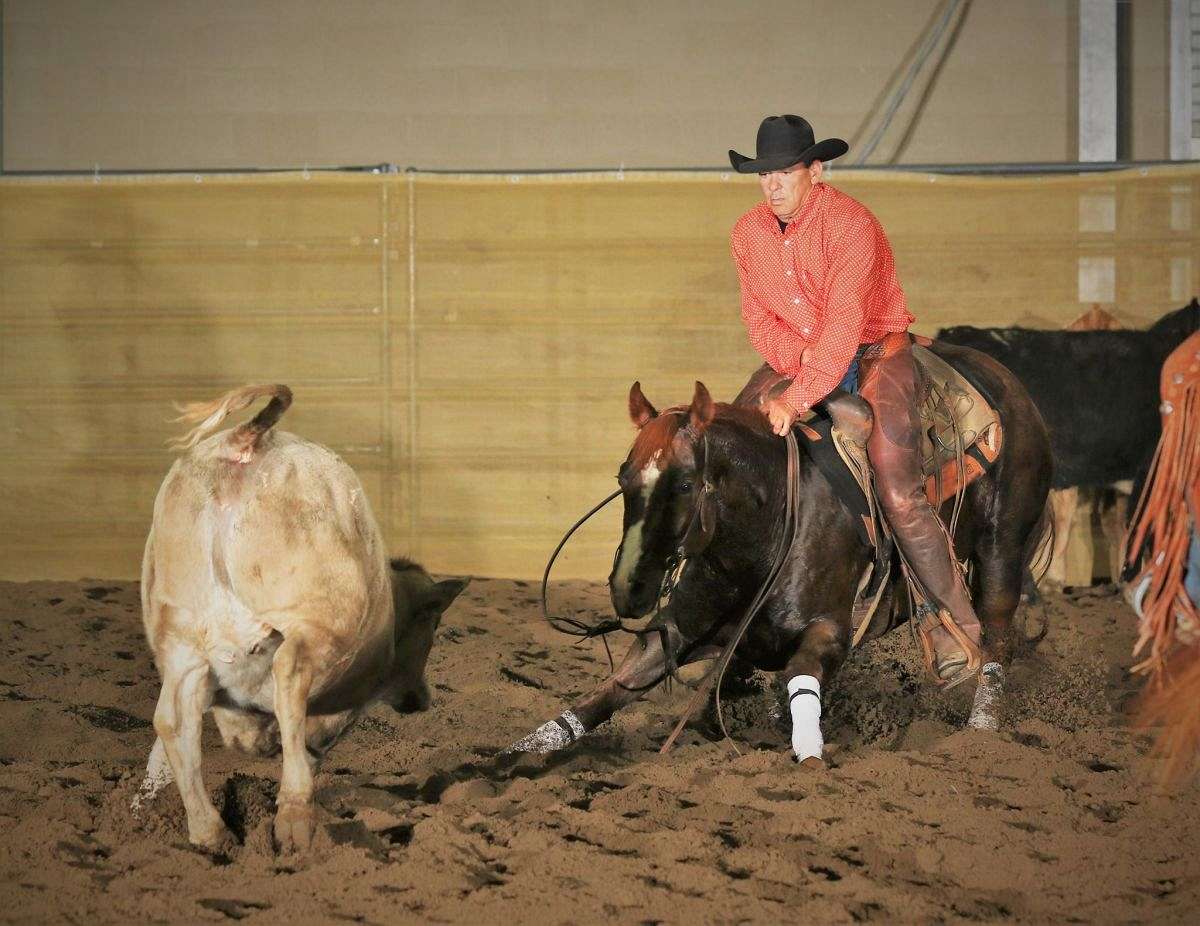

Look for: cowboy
[728,114,981,688]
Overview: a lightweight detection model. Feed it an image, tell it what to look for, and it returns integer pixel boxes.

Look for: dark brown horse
[509,342,1052,760]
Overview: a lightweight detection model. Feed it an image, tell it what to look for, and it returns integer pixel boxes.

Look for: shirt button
[785,270,793,276]
[803,327,811,335]
[784,240,792,247]
[792,297,801,305]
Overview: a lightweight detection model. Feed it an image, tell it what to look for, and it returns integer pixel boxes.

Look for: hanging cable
[855,0,965,165]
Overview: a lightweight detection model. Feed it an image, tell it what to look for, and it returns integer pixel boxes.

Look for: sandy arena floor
[1,577,1198,923]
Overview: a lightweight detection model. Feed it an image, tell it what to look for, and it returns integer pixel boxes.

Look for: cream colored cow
[134,384,466,853]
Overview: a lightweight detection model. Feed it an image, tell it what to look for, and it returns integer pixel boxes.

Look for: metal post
[1169,0,1195,160]
[1079,0,1118,162]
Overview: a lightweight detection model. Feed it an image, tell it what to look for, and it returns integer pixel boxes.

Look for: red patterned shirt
[731,182,914,413]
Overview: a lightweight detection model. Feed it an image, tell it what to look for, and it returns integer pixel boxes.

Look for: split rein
[540,421,803,755]
[538,485,624,669]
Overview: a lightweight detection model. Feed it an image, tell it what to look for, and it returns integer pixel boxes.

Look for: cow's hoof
[191,822,237,855]
[273,802,315,855]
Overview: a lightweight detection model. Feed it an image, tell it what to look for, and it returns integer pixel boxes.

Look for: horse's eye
[677,482,693,493]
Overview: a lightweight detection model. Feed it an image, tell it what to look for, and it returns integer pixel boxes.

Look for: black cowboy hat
[728,115,849,173]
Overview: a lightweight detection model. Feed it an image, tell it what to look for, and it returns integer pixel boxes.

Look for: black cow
[937,299,1198,586]
[936,299,1198,490]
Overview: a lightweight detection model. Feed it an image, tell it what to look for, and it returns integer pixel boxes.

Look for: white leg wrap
[787,675,823,762]
[506,711,586,755]
[131,737,173,814]
[967,662,1004,732]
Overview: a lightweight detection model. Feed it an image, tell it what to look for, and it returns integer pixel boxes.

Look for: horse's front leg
[780,615,850,766]
[965,549,1023,732]
[507,625,712,755]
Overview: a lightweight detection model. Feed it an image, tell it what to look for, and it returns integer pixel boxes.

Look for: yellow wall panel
[0,177,383,244]
[1,321,387,388]
[411,324,758,396]
[0,245,382,320]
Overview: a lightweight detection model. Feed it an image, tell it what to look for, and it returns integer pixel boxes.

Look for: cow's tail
[169,384,293,456]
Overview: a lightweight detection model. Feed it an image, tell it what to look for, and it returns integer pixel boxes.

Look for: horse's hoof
[795,755,826,771]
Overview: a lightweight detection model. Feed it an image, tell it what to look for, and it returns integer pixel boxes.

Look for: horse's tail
[169,384,293,456]
[1138,648,1200,783]
[1013,499,1056,648]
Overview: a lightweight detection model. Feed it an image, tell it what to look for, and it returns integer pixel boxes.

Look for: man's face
[759,160,820,223]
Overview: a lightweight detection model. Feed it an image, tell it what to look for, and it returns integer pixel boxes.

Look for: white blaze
[612,458,662,595]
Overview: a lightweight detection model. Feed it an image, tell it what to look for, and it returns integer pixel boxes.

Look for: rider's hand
[764,397,800,436]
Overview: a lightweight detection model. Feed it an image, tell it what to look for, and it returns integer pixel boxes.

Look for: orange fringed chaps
[1124,330,1200,675]
[1137,647,1200,783]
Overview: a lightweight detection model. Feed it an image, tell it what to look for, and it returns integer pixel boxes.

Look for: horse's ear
[628,381,658,429]
[689,381,715,434]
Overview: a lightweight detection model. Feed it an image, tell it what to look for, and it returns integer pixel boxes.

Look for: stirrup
[914,604,983,690]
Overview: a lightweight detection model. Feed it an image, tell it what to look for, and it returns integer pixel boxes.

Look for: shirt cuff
[778,383,811,415]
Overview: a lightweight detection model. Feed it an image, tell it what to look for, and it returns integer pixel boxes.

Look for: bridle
[539,414,717,669]
[540,413,803,755]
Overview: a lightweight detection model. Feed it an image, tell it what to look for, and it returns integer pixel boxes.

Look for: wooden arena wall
[1,166,1197,581]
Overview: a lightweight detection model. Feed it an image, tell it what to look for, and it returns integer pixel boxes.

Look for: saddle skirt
[734,340,1004,645]
[913,343,1003,505]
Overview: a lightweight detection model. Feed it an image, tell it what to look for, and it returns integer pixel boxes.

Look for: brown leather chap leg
[858,333,982,687]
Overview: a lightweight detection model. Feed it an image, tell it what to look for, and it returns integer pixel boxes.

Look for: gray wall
[2,0,1173,171]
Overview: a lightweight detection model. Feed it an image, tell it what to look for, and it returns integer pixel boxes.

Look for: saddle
[734,340,1003,646]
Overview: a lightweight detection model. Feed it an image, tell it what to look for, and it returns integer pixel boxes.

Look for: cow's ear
[688,381,714,435]
[629,381,658,429]
[427,578,469,615]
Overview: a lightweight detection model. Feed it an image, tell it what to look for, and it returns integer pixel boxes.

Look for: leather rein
[541,414,803,753]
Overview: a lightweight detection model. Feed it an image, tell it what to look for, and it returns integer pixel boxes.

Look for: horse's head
[609,380,717,619]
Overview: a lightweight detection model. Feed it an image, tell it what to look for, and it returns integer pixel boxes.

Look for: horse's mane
[712,402,776,436]
[628,402,773,470]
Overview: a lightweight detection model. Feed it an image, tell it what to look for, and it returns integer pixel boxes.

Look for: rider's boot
[859,333,983,688]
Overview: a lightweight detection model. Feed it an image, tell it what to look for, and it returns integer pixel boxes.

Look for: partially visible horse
[510,342,1053,761]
